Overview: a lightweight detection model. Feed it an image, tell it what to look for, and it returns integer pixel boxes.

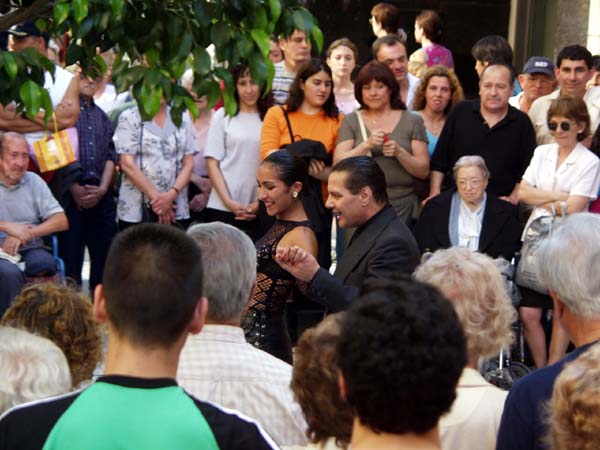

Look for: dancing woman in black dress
[242,151,318,363]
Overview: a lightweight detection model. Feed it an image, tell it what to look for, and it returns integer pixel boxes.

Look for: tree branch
[0,0,53,33]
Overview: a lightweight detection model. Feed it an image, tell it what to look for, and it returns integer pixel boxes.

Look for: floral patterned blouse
[114,106,197,222]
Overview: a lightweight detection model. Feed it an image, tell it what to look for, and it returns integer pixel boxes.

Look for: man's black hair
[556,44,593,69]
[337,276,467,435]
[331,156,388,205]
[102,224,204,348]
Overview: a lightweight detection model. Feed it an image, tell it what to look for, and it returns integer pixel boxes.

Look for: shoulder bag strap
[280,106,295,143]
[356,110,368,143]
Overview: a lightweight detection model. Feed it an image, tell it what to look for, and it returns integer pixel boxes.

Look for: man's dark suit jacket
[306,204,420,311]
[413,189,523,260]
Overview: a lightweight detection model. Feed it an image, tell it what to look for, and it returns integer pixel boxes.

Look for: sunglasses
[547,121,572,132]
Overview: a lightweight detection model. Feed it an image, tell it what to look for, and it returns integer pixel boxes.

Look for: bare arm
[30,212,68,238]
[499,183,521,205]
[206,157,236,211]
[382,138,429,179]
[518,180,568,206]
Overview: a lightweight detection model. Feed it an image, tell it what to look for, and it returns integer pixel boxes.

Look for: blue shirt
[76,96,118,184]
[496,341,598,450]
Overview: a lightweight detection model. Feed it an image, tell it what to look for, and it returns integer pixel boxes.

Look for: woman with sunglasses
[518,96,600,369]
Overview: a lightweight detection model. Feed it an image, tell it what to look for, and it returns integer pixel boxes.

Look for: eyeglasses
[457,178,483,188]
[548,121,572,132]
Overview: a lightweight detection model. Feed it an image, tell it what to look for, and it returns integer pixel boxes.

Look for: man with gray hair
[496,213,600,450]
[178,222,307,448]
[0,326,71,414]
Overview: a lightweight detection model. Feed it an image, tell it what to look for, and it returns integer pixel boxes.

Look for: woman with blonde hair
[549,342,600,450]
[414,247,516,450]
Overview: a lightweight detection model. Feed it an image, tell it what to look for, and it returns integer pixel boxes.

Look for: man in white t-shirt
[272,29,311,105]
[373,34,420,109]
[529,45,600,145]
[509,56,556,114]
[0,21,79,145]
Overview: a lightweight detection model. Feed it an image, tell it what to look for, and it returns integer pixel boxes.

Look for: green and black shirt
[0,375,279,450]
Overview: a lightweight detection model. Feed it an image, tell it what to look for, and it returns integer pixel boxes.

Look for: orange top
[260,106,342,160]
[260,106,342,200]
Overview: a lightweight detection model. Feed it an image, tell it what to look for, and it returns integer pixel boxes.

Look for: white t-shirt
[522,142,600,233]
[406,73,421,110]
[204,108,262,212]
[508,92,524,110]
[24,65,74,145]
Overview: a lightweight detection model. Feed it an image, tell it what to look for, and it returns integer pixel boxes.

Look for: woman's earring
[292,191,299,198]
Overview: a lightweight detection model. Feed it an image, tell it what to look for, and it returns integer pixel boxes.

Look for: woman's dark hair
[231,65,274,120]
[591,122,600,157]
[412,65,464,114]
[415,10,443,44]
[286,58,339,119]
[371,3,401,35]
[547,96,592,142]
[261,150,311,196]
[354,61,405,110]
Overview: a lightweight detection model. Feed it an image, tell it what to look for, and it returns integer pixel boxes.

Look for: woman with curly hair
[287,313,352,450]
[412,65,464,156]
[1,283,103,388]
[414,247,516,450]
[549,342,600,450]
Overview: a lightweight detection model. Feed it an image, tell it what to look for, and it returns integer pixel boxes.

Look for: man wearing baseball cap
[509,56,557,113]
[0,21,79,147]
[529,44,600,145]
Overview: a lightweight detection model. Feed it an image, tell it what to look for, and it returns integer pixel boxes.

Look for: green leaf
[251,7,268,30]
[176,33,193,61]
[184,95,199,118]
[20,81,42,118]
[249,56,269,88]
[206,81,222,109]
[110,0,124,17]
[311,25,324,53]
[267,0,282,22]
[144,68,161,87]
[193,47,211,76]
[40,89,53,123]
[215,68,233,88]
[250,29,271,58]
[54,2,70,26]
[73,0,89,24]
[223,87,237,116]
[236,36,254,59]
[3,52,18,80]
[211,22,230,46]
[140,82,163,118]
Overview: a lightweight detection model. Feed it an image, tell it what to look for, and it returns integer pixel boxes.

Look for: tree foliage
[0,0,322,125]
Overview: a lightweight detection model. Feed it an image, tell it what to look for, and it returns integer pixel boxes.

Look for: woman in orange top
[260,59,341,270]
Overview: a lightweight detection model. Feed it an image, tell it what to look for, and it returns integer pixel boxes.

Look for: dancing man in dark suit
[276,156,420,311]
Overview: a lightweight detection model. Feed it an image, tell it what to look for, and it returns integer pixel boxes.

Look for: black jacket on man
[306,205,420,311]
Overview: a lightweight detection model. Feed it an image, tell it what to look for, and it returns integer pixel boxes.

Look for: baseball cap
[522,56,555,77]
[8,21,50,44]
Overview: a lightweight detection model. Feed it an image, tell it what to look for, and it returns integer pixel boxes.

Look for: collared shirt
[521,141,600,236]
[0,172,64,246]
[77,96,118,184]
[406,72,421,110]
[458,193,486,251]
[508,91,524,110]
[529,86,600,145]
[439,368,507,450]
[177,325,308,447]
[431,99,537,197]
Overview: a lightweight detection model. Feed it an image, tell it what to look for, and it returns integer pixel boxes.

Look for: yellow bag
[31,114,78,173]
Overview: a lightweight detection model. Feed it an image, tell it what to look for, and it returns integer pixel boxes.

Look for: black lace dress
[242,219,312,363]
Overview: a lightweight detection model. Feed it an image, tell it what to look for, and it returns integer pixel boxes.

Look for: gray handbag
[515,205,564,295]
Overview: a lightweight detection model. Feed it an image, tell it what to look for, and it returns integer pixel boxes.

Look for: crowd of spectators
[2,2,600,450]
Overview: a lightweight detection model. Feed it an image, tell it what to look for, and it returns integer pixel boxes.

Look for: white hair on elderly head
[537,213,600,318]
[452,155,490,181]
[0,326,71,414]
[414,247,516,359]
[187,222,257,323]
[181,68,194,91]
